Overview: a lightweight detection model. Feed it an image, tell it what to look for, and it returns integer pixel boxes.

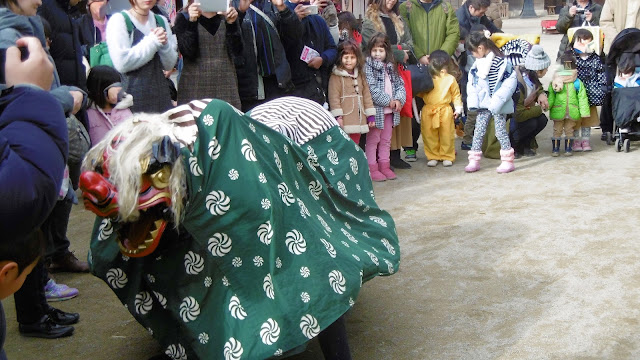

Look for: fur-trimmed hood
[365,4,405,39]
[332,66,360,79]
[552,69,577,92]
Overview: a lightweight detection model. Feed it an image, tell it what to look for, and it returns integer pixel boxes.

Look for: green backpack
[88,11,166,68]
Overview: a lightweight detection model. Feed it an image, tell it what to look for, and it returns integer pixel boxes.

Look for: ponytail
[466,31,503,57]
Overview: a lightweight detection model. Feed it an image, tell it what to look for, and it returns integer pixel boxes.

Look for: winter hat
[525,45,551,71]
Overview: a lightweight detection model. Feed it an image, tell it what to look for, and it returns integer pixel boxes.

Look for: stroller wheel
[615,138,622,152]
[624,139,630,153]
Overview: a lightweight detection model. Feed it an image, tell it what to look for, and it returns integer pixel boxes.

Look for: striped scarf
[487,55,506,95]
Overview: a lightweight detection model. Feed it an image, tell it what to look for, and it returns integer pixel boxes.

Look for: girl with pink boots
[364,33,406,181]
[464,31,518,174]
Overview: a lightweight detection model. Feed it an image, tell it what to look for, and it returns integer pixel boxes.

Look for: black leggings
[510,113,548,152]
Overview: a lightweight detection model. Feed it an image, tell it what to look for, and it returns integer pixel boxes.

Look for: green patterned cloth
[89,100,400,359]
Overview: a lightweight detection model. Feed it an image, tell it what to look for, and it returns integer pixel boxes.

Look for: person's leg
[404,97,423,161]
[600,66,615,139]
[564,119,576,155]
[317,316,352,360]
[493,114,512,150]
[582,126,592,151]
[462,110,477,148]
[441,113,456,162]
[471,110,491,151]
[420,112,440,161]
[45,196,89,273]
[378,114,396,180]
[365,126,385,182]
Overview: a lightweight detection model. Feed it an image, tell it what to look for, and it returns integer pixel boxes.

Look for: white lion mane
[82,113,187,226]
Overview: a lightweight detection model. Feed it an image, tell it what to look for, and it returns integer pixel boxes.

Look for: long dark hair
[87,65,123,109]
[466,31,503,57]
[366,32,395,65]
[336,39,364,73]
[520,66,542,89]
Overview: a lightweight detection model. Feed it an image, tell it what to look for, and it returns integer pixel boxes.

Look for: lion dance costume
[80,97,400,359]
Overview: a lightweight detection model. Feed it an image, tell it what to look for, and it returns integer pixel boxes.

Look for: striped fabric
[249,97,338,145]
[487,56,506,95]
[501,39,532,68]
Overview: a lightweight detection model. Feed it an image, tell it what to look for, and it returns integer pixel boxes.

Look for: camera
[576,8,585,14]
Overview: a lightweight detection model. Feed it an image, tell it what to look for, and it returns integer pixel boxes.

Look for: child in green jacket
[548,51,591,156]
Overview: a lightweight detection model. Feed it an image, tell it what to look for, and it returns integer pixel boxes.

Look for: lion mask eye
[149,165,172,189]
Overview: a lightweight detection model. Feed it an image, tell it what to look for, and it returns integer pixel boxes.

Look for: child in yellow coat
[418,50,463,167]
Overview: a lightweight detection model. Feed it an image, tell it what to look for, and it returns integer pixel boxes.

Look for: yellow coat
[418,72,463,161]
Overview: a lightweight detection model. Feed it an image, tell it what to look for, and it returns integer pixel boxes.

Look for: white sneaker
[443,160,453,167]
[427,160,438,167]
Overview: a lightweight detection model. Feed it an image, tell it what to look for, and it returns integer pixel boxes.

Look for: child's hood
[551,69,577,92]
[114,93,134,110]
[332,66,359,79]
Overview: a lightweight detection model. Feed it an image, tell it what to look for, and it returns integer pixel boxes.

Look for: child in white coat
[465,31,518,174]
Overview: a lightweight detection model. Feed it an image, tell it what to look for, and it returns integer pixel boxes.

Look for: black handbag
[406,63,433,96]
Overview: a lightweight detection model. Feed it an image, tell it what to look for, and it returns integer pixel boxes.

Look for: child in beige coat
[328,39,376,144]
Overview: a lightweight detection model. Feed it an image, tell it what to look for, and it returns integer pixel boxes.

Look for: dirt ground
[6,16,640,360]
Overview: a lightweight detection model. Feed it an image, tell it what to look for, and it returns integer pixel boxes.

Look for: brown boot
[49,252,89,273]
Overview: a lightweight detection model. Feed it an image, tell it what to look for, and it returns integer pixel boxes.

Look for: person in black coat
[455,0,501,36]
[38,0,87,90]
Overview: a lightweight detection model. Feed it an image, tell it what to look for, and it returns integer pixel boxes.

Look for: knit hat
[524,45,551,71]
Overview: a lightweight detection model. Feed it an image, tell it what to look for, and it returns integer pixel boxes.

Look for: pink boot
[573,139,583,152]
[496,148,515,173]
[379,161,397,180]
[582,138,592,151]
[464,151,482,173]
[369,163,386,182]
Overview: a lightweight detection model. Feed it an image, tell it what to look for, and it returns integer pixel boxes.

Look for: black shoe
[460,142,472,150]
[390,157,411,169]
[514,151,523,159]
[19,315,74,339]
[523,148,536,157]
[47,307,79,325]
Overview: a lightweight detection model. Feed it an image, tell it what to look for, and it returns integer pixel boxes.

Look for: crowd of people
[0,0,639,357]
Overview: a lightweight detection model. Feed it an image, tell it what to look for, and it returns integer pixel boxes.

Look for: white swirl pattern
[349,157,358,175]
[277,183,295,206]
[135,291,153,315]
[285,230,307,255]
[229,295,247,320]
[260,318,280,345]
[241,139,257,161]
[327,149,339,165]
[106,268,127,289]
[179,296,200,322]
[208,233,232,257]
[208,137,221,160]
[381,238,396,255]
[263,274,275,299]
[205,190,230,216]
[189,156,203,176]
[184,251,204,275]
[328,270,346,294]
[165,344,187,360]
[257,221,273,245]
[274,151,282,174]
[308,181,322,200]
[300,314,321,339]
[98,219,113,241]
[224,338,243,360]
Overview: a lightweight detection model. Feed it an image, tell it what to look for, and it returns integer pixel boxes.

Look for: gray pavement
[6,15,640,360]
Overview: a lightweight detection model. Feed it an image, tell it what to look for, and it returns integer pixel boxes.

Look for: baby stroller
[604,29,640,152]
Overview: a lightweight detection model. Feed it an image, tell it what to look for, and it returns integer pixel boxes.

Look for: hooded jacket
[362,5,413,63]
[399,0,459,57]
[548,69,591,120]
[555,0,602,60]
[467,54,517,114]
[38,0,87,89]
[86,94,133,144]
[0,8,82,115]
[0,86,67,243]
[328,67,376,134]
[600,0,640,54]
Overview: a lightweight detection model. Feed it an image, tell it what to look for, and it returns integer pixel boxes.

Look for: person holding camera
[555,0,602,62]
